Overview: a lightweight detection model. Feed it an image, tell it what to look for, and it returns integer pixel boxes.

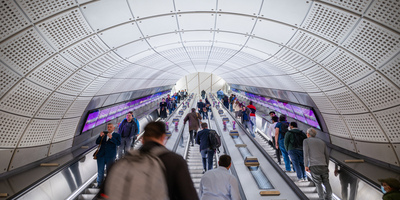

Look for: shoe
[191,143,194,147]
[297,179,304,182]
[202,170,206,174]
[303,178,308,182]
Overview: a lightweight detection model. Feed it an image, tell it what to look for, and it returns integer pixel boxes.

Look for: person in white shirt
[267,116,281,165]
[199,155,240,200]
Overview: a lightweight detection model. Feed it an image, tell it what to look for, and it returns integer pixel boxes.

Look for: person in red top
[247,101,256,138]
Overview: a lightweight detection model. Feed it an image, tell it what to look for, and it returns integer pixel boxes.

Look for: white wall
[173,72,227,95]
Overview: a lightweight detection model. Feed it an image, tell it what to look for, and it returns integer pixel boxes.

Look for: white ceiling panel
[218,0,263,16]
[175,0,216,12]
[127,0,174,19]
[245,38,282,56]
[147,34,181,49]
[178,13,215,31]
[259,0,311,26]
[138,15,178,37]
[115,41,151,59]
[181,31,214,42]
[216,14,255,34]
[99,23,142,48]
[253,20,296,44]
[212,40,243,51]
[240,47,274,60]
[81,0,132,31]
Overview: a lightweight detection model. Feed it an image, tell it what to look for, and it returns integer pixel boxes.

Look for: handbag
[93,136,104,159]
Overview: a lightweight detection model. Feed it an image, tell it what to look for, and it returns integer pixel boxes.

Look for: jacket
[284,128,305,151]
[196,129,211,151]
[184,111,202,131]
[383,190,400,200]
[233,102,241,112]
[118,118,138,138]
[237,107,251,124]
[96,132,121,159]
[197,102,205,110]
[140,141,198,200]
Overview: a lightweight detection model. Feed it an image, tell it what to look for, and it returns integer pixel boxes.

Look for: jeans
[272,137,281,164]
[118,137,132,158]
[278,139,292,171]
[201,149,215,171]
[310,165,332,200]
[96,156,115,186]
[288,149,306,180]
[202,111,208,119]
[339,170,359,200]
[189,130,197,145]
[249,116,256,138]
[229,104,233,112]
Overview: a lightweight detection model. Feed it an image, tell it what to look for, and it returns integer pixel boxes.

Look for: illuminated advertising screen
[106,106,119,122]
[95,108,111,126]
[283,103,296,119]
[291,105,307,124]
[302,108,320,129]
[276,101,288,115]
[82,110,99,132]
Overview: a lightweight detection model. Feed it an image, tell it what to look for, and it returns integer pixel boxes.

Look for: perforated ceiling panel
[379,54,400,87]
[82,52,122,76]
[325,87,368,114]
[27,55,78,90]
[287,31,336,62]
[64,97,92,118]
[302,65,344,91]
[289,73,321,93]
[0,79,52,116]
[80,77,109,97]
[302,2,359,43]
[321,48,373,84]
[0,63,22,97]
[52,118,80,143]
[61,35,109,66]
[37,9,93,50]
[321,113,352,139]
[343,113,387,142]
[342,19,400,68]
[0,28,55,75]
[320,0,372,14]
[0,111,30,148]
[35,93,75,119]
[366,0,400,32]
[350,72,400,111]
[56,70,96,95]
[16,0,76,22]
[274,48,315,72]
[0,0,30,42]
[18,119,60,147]
[374,106,400,143]
[309,93,338,114]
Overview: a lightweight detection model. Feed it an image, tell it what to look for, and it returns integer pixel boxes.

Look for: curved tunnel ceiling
[0,0,400,172]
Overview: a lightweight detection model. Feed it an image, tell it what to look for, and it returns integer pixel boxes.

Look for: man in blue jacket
[118,111,138,157]
[96,123,121,187]
[196,123,215,173]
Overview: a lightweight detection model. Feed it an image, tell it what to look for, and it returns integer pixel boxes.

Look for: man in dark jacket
[96,123,121,187]
[201,89,206,99]
[197,99,205,118]
[184,108,202,146]
[140,121,198,199]
[118,111,138,158]
[284,122,307,182]
[196,123,215,173]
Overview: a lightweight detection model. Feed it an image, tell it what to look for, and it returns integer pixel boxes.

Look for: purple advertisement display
[82,111,99,132]
[268,99,282,113]
[276,101,288,115]
[283,103,296,119]
[95,108,111,126]
[106,106,119,122]
[291,105,307,123]
[302,108,320,129]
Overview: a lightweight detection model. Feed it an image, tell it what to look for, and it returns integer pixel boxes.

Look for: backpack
[133,118,140,135]
[280,121,289,137]
[208,129,221,150]
[104,147,169,200]
[292,131,307,149]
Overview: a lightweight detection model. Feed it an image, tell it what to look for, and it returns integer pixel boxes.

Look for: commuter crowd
[92,89,398,200]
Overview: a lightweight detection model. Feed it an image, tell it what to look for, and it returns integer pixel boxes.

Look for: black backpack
[280,121,289,137]
[208,129,221,150]
[292,130,307,149]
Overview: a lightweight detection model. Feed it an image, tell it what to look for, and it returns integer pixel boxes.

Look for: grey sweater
[303,137,329,167]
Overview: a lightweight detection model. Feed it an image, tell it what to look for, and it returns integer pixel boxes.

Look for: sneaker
[303,178,308,182]
[297,178,305,182]
[202,170,206,174]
